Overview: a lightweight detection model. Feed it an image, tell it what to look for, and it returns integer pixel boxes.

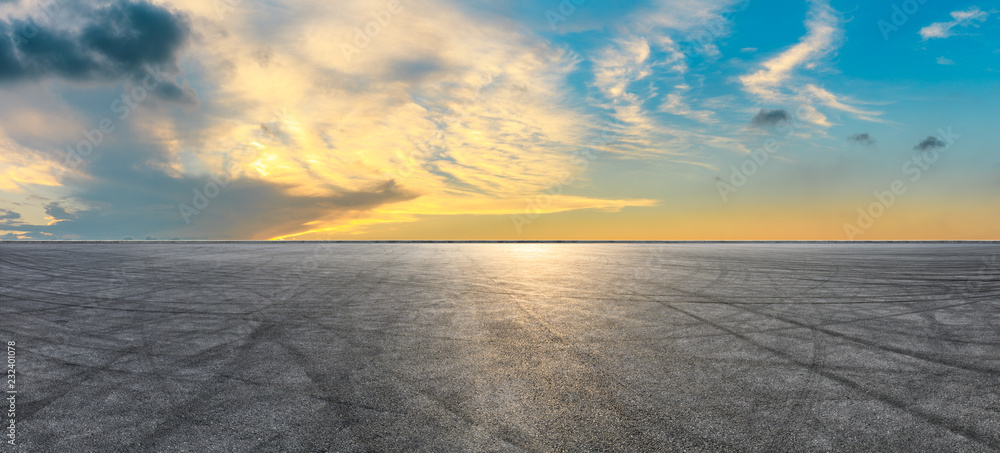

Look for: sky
[0,0,997,240]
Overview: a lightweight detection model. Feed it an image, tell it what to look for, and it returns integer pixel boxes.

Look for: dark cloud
[44,202,75,220]
[173,178,420,240]
[0,207,48,240]
[253,46,273,68]
[847,133,876,146]
[81,1,189,72]
[259,121,294,144]
[324,180,417,208]
[0,0,191,98]
[751,109,790,129]
[8,140,419,240]
[151,78,198,104]
[389,59,444,82]
[0,209,20,221]
[0,105,419,240]
[914,136,946,151]
[5,177,419,240]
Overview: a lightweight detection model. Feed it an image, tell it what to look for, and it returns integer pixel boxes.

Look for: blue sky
[0,0,997,240]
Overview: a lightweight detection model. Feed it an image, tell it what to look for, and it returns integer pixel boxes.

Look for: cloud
[323,180,418,209]
[0,208,20,221]
[583,0,745,162]
[7,0,925,240]
[0,0,192,99]
[739,0,840,100]
[660,93,717,124]
[914,136,946,151]
[0,231,51,241]
[6,172,421,241]
[803,85,886,123]
[593,37,655,101]
[0,0,674,240]
[751,108,790,129]
[919,7,990,40]
[44,202,74,220]
[847,133,875,146]
[737,6,886,129]
[937,56,956,65]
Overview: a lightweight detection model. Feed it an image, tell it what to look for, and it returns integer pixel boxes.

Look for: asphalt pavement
[1,243,998,452]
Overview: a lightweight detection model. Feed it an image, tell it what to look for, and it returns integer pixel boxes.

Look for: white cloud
[734,3,885,126]
[919,7,990,40]
[804,85,887,123]
[593,37,656,101]
[1,0,662,238]
[739,0,840,101]
[660,93,717,124]
[937,56,956,65]
[586,0,746,162]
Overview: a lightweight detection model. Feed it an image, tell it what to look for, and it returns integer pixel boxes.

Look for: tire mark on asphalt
[660,302,1000,450]
[458,248,737,452]
[121,320,279,451]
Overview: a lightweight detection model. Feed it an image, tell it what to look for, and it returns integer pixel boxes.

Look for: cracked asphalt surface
[1,243,999,452]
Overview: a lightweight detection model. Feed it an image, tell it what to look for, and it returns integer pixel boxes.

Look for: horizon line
[2,240,999,245]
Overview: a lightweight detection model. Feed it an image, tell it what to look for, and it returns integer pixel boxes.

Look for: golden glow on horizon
[0,0,993,241]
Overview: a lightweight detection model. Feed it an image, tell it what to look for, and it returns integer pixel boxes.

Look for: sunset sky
[0,0,997,240]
